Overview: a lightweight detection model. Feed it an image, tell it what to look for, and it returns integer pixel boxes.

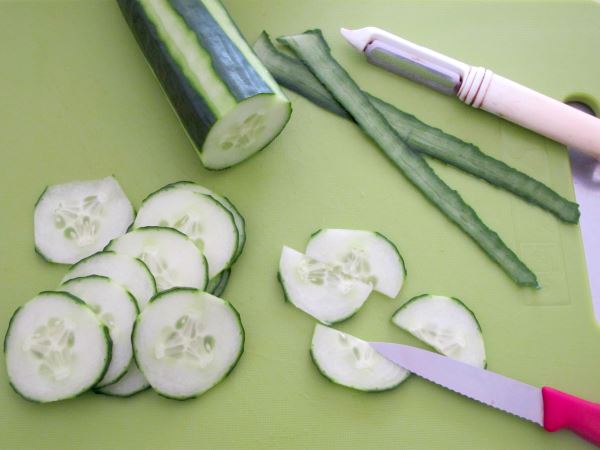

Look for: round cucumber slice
[310,324,409,392]
[169,182,246,263]
[133,288,244,400]
[305,229,406,299]
[4,292,111,402]
[62,251,156,310]
[34,176,134,264]
[60,276,139,387]
[392,294,486,368]
[107,227,208,292]
[95,362,149,397]
[133,187,237,279]
[278,246,372,324]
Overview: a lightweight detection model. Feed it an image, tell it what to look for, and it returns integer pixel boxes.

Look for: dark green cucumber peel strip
[278,30,538,287]
[254,32,579,224]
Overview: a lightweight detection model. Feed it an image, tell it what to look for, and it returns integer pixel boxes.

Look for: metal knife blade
[370,342,544,426]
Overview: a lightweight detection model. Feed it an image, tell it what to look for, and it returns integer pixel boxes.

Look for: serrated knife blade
[370,342,600,447]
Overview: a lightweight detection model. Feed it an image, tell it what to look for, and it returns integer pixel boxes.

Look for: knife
[370,342,600,447]
[340,27,600,161]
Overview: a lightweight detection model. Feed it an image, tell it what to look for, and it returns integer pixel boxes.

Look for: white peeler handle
[458,66,600,159]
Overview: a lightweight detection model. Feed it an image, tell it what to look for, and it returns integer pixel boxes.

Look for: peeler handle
[458,66,600,160]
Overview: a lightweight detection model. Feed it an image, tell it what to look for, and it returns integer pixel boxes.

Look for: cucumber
[132,288,244,400]
[62,251,156,310]
[34,176,134,264]
[306,229,406,299]
[310,324,409,392]
[133,186,237,278]
[169,181,246,263]
[60,276,139,387]
[392,294,486,368]
[95,362,148,397]
[106,226,208,292]
[278,246,372,324]
[118,0,291,169]
[206,269,231,297]
[4,292,111,402]
[253,31,579,224]
[278,30,538,288]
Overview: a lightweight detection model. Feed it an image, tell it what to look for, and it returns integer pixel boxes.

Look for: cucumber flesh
[4,292,111,402]
[206,269,231,297]
[306,229,405,299]
[392,294,486,368]
[95,362,149,397]
[133,186,237,278]
[278,30,538,288]
[278,246,372,325]
[107,227,208,292]
[310,324,409,392]
[34,176,134,264]
[253,32,579,224]
[60,276,139,387]
[133,288,244,400]
[62,251,156,310]
[170,181,246,263]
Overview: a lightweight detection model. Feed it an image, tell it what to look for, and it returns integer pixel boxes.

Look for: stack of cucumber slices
[277,229,486,392]
[4,177,245,402]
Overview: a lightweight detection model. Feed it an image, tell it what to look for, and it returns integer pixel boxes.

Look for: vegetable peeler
[341,27,600,160]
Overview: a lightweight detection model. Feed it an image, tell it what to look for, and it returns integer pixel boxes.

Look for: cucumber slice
[107,227,208,292]
[34,176,134,265]
[62,251,156,309]
[95,362,149,397]
[133,288,244,400]
[118,0,291,169]
[306,229,406,299]
[392,294,486,368]
[59,276,138,387]
[310,324,409,392]
[206,269,231,297]
[278,246,372,324]
[4,292,111,402]
[133,186,237,279]
[170,181,246,263]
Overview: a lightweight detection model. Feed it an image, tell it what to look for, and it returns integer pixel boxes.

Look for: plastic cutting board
[1,1,599,449]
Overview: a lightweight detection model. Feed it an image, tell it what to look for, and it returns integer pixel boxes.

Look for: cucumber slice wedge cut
[206,269,231,297]
[4,292,111,402]
[107,227,208,292]
[133,288,244,400]
[34,176,134,264]
[310,324,409,392]
[170,181,246,263]
[133,186,237,279]
[62,251,156,310]
[95,362,149,397]
[278,246,372,324]
[60,276,139,387]
[306,229,406,299]
[392,294,486,368]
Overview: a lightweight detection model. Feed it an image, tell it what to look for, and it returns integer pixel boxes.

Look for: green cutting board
[1,1,599,448]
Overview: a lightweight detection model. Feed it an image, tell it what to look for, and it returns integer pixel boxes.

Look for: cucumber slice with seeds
[133,288,244,400]
[278,246,372,324]
[60,276,139,387]
[107,227,208,292]
[133,187,237,279]
[34,176,134,264]
[392,294,486,368]
[62,251,156,309]
[310,324,409,392]
[306,229,406,299]
[4,292,111,402]
[170,181,246,263]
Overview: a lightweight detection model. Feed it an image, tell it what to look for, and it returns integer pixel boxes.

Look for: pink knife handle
[543,386,600,446]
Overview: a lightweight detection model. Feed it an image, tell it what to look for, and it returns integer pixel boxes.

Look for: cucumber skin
[93,384,151,398]
[4,291,113,403]
[207,269,231,297]
[133,287,245,400]
[392,294,486,368]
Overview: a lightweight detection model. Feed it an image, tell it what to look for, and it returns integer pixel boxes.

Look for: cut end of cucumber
[310,324,409,392]
[201,94,291,170]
